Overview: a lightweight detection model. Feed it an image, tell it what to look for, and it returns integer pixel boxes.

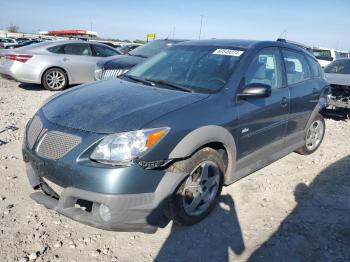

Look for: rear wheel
[42,68,68,91]
[296,113,325,155]
[171,147,224,225]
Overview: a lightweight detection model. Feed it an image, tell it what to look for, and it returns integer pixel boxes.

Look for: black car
[94,39,188,80]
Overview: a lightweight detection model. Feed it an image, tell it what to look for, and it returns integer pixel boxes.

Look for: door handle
[281,97,288,107]
[63,57,70,62]
[312,88,318,94]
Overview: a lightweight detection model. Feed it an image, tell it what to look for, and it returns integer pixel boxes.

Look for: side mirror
[237,83,272,99]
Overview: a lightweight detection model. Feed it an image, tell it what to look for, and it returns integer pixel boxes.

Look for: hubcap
[306,120,324,151]
[46,71,65,89]
[182,161,221,216]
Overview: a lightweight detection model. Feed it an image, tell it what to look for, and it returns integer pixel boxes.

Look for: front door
[236,47,289,160]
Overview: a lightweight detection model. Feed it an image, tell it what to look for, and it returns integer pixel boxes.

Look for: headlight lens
[90,127,169,165]
[94,67,103,80]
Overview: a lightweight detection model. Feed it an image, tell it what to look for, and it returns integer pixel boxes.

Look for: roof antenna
[277,29,287,40]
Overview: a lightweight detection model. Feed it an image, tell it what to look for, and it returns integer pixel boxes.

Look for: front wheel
[296,113,325,155]
[171,147,224,225]
[42,68,68,91]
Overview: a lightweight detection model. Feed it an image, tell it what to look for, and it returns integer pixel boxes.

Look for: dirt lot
[0,78,349,262]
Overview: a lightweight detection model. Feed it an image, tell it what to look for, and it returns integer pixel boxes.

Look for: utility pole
[172,26,176,39]
[198,15,204,40]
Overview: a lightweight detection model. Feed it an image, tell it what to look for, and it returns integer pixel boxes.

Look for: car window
[245,48,282,90]
[324,60,350,74]
[47,44,65,54]
[63,43,92,56]
[128,45,242,93]
[312,49,333,62]
[306,56,321,78]
[91,44,118,57]
[129,40,172,58]
[282,49,311,85]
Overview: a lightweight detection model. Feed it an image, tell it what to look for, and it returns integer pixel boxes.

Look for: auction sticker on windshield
[213,49,244,56]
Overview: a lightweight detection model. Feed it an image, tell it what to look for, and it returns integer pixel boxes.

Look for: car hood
[102,55,146,70]
[325,73,350,87]
[42,79,208,134]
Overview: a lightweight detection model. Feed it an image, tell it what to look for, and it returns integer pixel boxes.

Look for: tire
[42,68,68,91]
[171,147,225,225]
[296,113,325,155]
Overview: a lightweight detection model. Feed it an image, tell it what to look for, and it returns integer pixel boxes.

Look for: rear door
[60,43,99,83]
[281,49,319,136]
[236,47,289,159]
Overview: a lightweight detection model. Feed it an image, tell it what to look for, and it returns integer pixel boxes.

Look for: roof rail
[277,38,313,53]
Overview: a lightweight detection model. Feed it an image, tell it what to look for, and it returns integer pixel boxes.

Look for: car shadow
[18,83,44,91]
[18,83,80,92]
[248,155,350,261]
[153,194,245,262]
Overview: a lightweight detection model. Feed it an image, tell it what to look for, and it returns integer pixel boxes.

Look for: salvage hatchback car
[23,39,329,233]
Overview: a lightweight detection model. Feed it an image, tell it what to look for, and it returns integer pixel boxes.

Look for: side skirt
[225,130,305,186]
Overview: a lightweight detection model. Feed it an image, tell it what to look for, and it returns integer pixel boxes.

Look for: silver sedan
[0,40,119,90]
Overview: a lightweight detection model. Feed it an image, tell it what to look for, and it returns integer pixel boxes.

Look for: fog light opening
[75,199,93,212]
[99,204,112,222]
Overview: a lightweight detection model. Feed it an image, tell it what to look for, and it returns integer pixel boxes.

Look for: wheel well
[41,67,69,85]
[167,142,230,176]
[200,142,229,173]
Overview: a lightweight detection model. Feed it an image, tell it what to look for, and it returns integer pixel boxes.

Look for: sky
[1,0,350,49]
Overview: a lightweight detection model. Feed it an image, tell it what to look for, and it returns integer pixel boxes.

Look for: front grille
[36,131,81,159]
[27,116,43,149]
[101,69,124,80]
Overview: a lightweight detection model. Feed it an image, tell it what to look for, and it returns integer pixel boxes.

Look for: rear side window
[306,56,321,78]
[63,43,92,56]
[47,45,65,54]
[282,50,311,85]
[245,47,283,90]
[324,60,350,74]
[91,44,118,57]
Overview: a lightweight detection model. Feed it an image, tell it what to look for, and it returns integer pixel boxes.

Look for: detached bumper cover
[26,163,186,233]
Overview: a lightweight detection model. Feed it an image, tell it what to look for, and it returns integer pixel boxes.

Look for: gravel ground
[0,78,349,262]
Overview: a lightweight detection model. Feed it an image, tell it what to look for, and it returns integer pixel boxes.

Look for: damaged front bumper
[24,159,186,233]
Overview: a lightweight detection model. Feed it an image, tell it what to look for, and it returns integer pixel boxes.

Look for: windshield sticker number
[213,49,244,57]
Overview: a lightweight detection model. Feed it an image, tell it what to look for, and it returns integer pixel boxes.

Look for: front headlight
[90,127,170,165]
[94,67,103,80]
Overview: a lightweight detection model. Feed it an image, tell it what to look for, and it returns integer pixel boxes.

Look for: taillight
[5,54,32,63]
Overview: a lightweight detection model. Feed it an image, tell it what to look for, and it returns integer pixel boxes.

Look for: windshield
[126,45,244,93]
[129,40,172,58]
[312,49,333,61]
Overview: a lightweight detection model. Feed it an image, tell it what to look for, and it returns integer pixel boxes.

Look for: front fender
[168,125,236,185]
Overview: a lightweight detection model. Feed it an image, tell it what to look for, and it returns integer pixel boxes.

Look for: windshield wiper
[123,74,155,86]
[146,79,194,93]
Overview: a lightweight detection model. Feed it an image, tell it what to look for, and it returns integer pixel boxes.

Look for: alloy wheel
[306,120,324,151]
[46,71,66,90]
[182,161,221,216]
